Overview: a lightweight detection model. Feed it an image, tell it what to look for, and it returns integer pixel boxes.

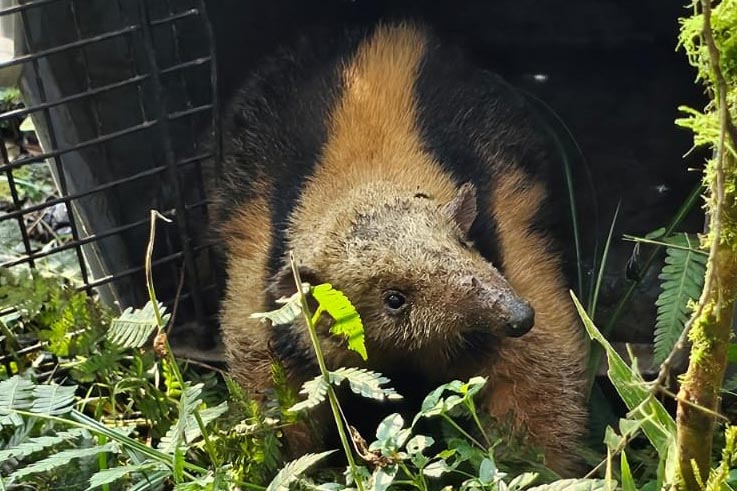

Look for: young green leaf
[108,301,169,348]
[265,450,336,491]
[654,233,706,363]
[330,367,402,401]
[312,283,367,360]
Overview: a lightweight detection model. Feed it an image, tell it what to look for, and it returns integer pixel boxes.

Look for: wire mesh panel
[0,0,221,354]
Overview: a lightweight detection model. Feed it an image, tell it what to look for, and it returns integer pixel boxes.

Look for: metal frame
[0,0,221,355]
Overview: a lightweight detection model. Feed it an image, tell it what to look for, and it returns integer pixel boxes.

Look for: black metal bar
[137,0,206,325]
[167,103,212,121]
[150,8,199,26]
[1,200,212,268]
[19,8,90,286]
[0,120,157,173]
[0,24,139,71]
[0,144,35,268]
[160,56,210,75]
[0,74,149,121]
[0,0,63,16]
[197,0,222,178]
[81,241,215,291]
[0,153,211,222]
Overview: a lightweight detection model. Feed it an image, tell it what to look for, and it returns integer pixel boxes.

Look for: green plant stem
[145,210,220,468]
[465,399,491,448]
[399,462,426,491]
[440,414,486,450]
[289,251,366,491]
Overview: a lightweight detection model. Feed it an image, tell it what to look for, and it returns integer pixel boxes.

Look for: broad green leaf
[10,442,119,480]
[620,452,637,491]
[0,428,87,461]
[0,376,35,426]
[330,367,402,401]
[371,465,398,491]
[423,459,453,478]
[289,375,329,412]
[265,451,336,491]
[376,413,405,442]
[312,283,367,360]
[572,293,676,458]
[509,473,540,491]
[87,462,168,490]
[529,479,609,491]
[478,457,497,485]
[108,301,169,348]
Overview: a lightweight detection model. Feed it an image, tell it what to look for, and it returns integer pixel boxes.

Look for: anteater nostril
[505,301,535,337]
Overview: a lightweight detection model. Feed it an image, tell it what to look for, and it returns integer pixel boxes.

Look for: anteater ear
[267,262,322,300]
[442,182,478,236]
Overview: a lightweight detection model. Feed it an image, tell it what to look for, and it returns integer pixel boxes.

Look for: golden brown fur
[485,167,589,474]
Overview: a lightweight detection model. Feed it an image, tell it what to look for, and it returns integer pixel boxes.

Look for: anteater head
[274,181,534,369]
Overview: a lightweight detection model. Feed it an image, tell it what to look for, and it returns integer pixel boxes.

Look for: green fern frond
[86,462,168,491]
[0,428,88,462]
[157,384,227,454]
[265,451,336,491]
[9,442,119,480]
[312,283,367,360]
[250,289,304,327]
[654,233,707,363]
[0,376,35,426]
[31,383,77,417]
[330,367,402,402]
[107,301,169,349]
[289,375,329,413]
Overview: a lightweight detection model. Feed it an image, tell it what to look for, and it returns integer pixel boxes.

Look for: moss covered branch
[675,1,737,489]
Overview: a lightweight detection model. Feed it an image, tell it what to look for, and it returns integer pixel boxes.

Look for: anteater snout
[504,300,535,337]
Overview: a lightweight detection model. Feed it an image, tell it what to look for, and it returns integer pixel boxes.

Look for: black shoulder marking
[414,32,570,271]
[217,28,367,280]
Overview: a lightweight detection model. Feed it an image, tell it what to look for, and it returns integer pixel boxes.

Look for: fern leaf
[250,293,302,326]
[10,442,119,480]
[330,367,402,401]
[108,301,169,348]
[158,384,207,454]
[0,428,87,462]
[265,451,336,491]
[31,383,77,417]
[312,283,367,360]
[0,376,35,426]
[87,462,167,490]
[654,234,707,363]
[288,375,329,413]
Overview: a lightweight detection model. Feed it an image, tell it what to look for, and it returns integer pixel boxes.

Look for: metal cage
[0,0,222,356]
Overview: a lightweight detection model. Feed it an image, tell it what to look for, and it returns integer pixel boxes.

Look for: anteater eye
[383,291,407,312]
